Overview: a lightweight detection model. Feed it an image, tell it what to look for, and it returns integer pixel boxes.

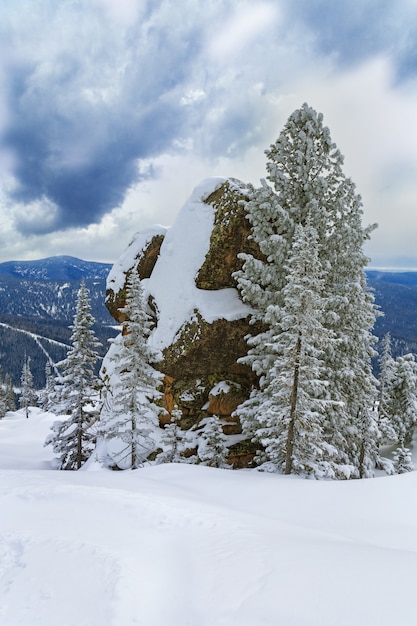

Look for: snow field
[1,410,417,625]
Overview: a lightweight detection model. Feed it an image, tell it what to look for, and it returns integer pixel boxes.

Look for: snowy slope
[1,410,417,626]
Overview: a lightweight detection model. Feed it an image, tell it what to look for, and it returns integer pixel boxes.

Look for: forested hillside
[1,257,416,390]
[0,257,118,388]
[367,271,417,357]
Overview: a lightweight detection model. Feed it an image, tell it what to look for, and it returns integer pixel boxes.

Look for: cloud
[0,0,203,233]
[0,0,417,268]
[91,0,144,26]
[0,0,284,237]
[13,196,59,235]
[283,0,417,81]
[208,3,279,59]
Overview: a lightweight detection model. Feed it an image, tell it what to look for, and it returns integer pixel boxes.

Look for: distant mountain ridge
[366,270,417,287]
[365,270,417,359]
[0,255,111,282]
[0,256,113,324]
[0,254,416,390]
[0,256,117,388]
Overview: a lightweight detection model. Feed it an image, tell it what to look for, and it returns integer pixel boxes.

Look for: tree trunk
[131,414,136,469]
[285,332,302,475]
[357,408,365,478]
[77,408,83,470]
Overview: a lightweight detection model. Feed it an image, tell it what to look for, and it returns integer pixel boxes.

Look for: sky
[0,0,416,268]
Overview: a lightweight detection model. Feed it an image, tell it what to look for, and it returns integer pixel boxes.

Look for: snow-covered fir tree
[0,369,14,417]
[99,270,164,469]
[393,444,414,474]
[234,103,380,478]
[198,415,230,468]
[38,362,56,412]
[0,381,7,418]
[45,281,102,470]
[238,218,340,477]
[377,333,397,442]
[5,375,16,412]
[156,405,185,464]
[387,354,417,448]
[19,355,37,418]
[355,405,383,479]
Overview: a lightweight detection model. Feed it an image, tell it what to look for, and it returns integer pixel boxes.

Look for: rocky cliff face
[104,177,260,466]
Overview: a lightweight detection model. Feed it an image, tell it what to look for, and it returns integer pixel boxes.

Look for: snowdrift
[1,410,417,626]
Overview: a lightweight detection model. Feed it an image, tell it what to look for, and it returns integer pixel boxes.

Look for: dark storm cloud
[284,0,417,81]
[5,69,187,232]
[1,0,417,241]
[5,92,186,232]
[1,0,205,234]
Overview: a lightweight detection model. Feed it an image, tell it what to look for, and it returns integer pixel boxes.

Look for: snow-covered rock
[106,225,167,321]
[104,177,262,464]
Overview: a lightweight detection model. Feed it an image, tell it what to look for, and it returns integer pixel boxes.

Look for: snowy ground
[1,409,417,625]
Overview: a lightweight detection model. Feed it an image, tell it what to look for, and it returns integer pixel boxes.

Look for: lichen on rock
[196,178,260,290]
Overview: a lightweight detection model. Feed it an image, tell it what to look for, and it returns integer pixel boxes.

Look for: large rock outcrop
[105,177,261,466]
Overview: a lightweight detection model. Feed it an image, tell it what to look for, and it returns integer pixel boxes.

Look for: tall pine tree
[5,375,16,412]
[45,281,101,470]
[0,369,15,417]
[39,362,56,412]
[20,355,37,418]
[99,271,164,469]
[0,375,7,419]
[377,333,396,442]
[235,103,380,477]
[238,218,339,477]
[387,354,417,448]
